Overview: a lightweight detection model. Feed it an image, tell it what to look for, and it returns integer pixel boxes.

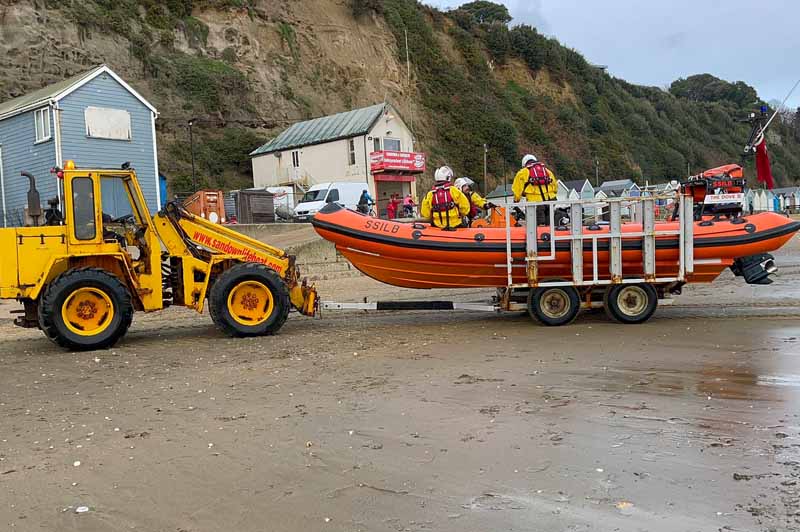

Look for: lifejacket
[431,184,455,213]
[526,163,551,186]
[466,192,479,219]
[523,163,554,201]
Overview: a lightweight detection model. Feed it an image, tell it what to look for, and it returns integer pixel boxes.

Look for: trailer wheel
[603,283,658,324]
[38,268,133,351]
[209,263,289,337]
[527,286,580,326]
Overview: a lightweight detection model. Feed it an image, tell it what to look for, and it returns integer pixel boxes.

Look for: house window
[373,137,381,152]
[291,150,300,168]
[85,107,132,141]
[347,139,356,166]
[383,137,401,152]
[34,108,51,143]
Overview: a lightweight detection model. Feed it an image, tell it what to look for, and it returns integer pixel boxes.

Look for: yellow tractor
[0,162,317,350]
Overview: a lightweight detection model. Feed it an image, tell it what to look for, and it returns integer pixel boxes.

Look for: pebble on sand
[615,501,634,515]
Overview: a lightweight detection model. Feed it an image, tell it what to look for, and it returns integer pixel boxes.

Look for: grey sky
[425,0,800,109]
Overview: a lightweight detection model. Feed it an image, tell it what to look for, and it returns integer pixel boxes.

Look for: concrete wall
[229,222,351,278]
[230,222,312,239]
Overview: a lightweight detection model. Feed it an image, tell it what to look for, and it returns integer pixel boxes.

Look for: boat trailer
[320,193,714,325]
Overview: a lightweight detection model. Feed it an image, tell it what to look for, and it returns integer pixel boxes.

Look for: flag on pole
[753,130,774,190]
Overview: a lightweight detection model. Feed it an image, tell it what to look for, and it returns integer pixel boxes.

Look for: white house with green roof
[0,65,159,227]
[250,103,417,213]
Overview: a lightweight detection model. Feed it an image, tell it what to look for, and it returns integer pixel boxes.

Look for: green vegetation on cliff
[40,0,800,191]
[380,0,800,188]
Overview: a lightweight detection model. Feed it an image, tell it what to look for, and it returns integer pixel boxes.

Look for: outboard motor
[731,253,777,285]
[21,171,42,226]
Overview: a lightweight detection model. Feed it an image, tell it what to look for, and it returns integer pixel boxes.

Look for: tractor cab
[59,161,160,269]
[2,161,164,311]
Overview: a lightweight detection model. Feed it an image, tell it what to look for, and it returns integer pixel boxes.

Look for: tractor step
[12,301,39,328]
[14,316,39,328]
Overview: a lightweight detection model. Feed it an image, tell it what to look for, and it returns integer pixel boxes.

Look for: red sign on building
[370,151,426,174]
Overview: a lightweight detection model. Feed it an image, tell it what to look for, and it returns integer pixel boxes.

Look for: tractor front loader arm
[156,202,318,316]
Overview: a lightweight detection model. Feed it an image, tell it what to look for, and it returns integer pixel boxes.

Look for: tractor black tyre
[38,268,133,351]
[207,280,220,325]
[603,283,658,324]
[208,263,289,337]
[527,285,580,326]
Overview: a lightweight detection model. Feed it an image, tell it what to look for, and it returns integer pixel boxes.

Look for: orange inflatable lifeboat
[311,203,800,289]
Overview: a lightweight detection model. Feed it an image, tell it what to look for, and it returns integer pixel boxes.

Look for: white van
[293,182,366,221]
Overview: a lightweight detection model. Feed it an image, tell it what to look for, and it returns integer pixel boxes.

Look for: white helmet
[522,154,538,167]
[434,165,454,182]
[453,177,475,191]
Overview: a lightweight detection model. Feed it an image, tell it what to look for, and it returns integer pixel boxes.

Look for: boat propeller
[730,253,778,285]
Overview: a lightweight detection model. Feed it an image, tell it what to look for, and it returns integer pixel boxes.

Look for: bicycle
[357,202,377,217]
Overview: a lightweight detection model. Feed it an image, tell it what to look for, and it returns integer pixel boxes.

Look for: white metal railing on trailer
[500,194,694,288]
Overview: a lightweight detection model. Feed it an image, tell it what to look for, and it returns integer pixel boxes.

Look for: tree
[457,1,511,25]
[350,0,382,18]
[450,8,475,31]
[485,21,511,64]
[794,107,800,142]
[509,24,546,71]
[669,74,758,108]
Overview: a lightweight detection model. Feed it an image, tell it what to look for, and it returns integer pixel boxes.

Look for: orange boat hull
[311,204,800,289]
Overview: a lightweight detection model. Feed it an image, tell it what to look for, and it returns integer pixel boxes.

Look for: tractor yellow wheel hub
[227,281,274,326]
[61,287,115,337]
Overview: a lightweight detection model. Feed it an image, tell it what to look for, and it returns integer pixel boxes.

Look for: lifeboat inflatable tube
[311,203,800,289]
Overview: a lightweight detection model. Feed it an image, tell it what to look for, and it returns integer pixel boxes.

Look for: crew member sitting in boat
[453,177,495,226]
[421,166,470,230]
[512,154,558,225]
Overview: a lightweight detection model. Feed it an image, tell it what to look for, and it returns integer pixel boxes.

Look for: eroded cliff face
[0,3,127,97]
[197,1,410,119]
[0,0,419,188]
[1,1,414,109]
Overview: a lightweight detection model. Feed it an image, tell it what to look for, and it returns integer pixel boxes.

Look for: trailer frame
[320,193,692,323]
